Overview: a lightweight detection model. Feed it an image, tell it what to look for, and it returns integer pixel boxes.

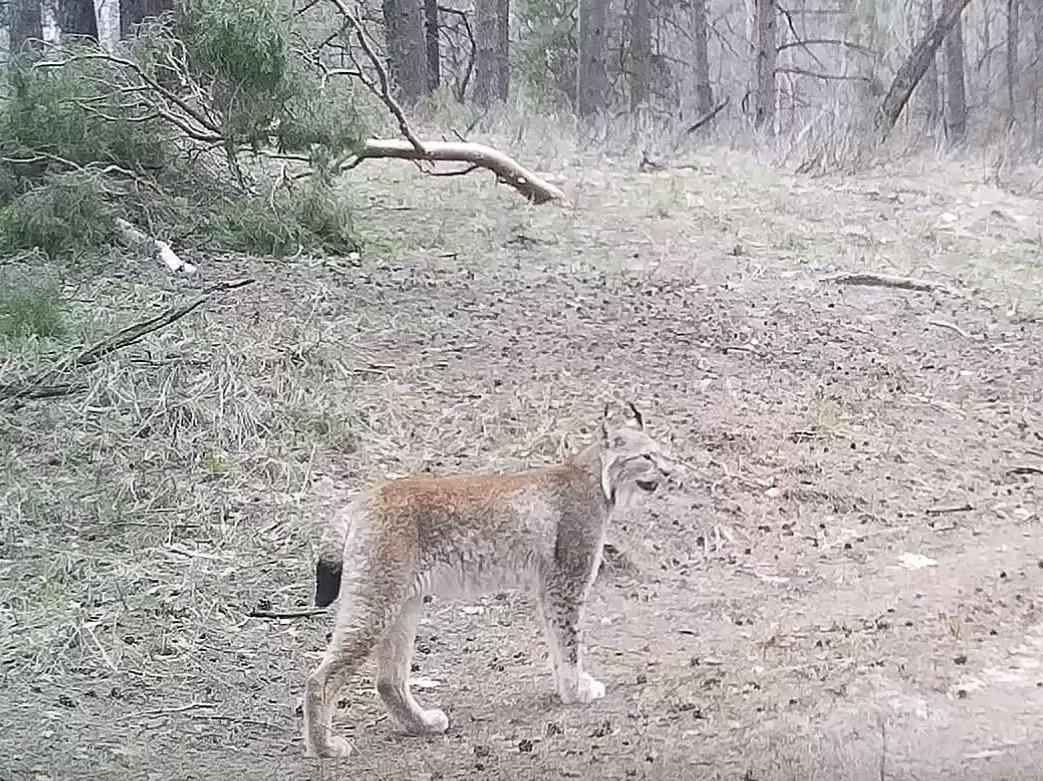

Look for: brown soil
[2,153,1042,781]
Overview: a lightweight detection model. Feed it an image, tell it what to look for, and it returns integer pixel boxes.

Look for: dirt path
[2,156,1042,781]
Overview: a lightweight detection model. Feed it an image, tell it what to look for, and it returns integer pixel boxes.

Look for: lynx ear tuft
[625,401,644,430]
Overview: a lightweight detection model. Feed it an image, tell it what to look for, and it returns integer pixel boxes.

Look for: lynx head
[598,401,672,508]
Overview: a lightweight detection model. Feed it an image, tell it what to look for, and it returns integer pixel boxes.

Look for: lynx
[302,402,672,758]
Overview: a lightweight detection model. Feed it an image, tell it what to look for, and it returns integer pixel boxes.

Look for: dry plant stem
[116,218,195,274]
[352,139,567,205]
[820,271,955,294]
[0,279,255,405]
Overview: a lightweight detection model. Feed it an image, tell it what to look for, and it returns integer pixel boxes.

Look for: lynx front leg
[374,596,449,735]
[539,578,605,704]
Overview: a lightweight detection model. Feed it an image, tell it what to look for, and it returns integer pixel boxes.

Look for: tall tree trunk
[876,0,973,137]
[917,0,941,129]
[944,13,968,144]
[9,0,43,54]
[472,0,510,107]
[1034,0,1043,140]
[577,0,609,117]
[691,0,713,115]
[753,0,776,130]
[94,0,120,50]
[382,0,428,103]
[119,0,172,36]
[58,0,98,38]
[423,0,440,92]
[1007,0,1019,127]
[628,0,651,111]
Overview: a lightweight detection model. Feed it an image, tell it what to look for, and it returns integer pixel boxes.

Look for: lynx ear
[625,401,644,430]
[601,402,613,445]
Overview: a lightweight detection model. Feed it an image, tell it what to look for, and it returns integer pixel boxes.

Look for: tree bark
[9,0,43,54]
[472,0,510,107]
[628,0,652,111]
[577,0,610,117]
[58,0,98,38]
[690,0,714,115]
[1007,0,1019,126]
[876,0,973,137]
[944,13,968,144]
[382,0,428,103]
[753,0,776,130]
[94,0,120,50]
[119,0,172,36]
[423,0,440,92]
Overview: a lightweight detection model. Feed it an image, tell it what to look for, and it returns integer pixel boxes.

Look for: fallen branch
[351,139,567,205]
[0,279,254,405]
[687,98,729,134]
[927,319,982,341]
[1007,465,1043,477]
[820,271,955,294]
[116,218,196,274]
[925,502,973,516]
[246,606,328,619]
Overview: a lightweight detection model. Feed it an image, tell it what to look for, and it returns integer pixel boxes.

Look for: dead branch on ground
[247,606,327,619]
[116,218,196,274]
[927,319,982,341]
[820,271,957,295]
[0,279,254,406]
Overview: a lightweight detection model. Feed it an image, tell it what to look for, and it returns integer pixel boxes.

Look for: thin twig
[927,319,981,340]
[925,503,973,516]
[247,607,328,619]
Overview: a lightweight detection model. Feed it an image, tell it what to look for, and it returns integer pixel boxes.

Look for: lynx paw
[400,707,449,735]
[305,734,353,758]
[559,672,606,704]
[418,707,450,734]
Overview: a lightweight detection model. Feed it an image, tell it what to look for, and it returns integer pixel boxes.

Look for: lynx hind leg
[374,596,449,736]
[303,534,414,758]
[539,575,605,705]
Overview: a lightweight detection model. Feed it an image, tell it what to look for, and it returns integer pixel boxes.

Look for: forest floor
[2,146,1043,781]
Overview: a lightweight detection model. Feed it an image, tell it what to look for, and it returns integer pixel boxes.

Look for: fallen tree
[876,0,973,138]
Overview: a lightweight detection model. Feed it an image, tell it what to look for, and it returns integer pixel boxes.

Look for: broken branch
[351,139,567,205]
[116,218,195,274]
[0,279,255,405]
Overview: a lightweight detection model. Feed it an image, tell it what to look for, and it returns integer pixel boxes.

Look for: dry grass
[1,132,1042,780]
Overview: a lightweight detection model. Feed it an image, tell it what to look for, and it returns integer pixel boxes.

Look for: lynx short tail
[313,506,352,607]
[314,554,343,608]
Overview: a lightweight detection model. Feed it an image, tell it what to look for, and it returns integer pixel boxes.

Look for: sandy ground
[2,150,1042,781]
